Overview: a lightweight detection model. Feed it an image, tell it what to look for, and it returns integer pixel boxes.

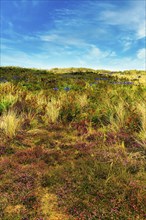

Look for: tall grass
[42,98,62,124]
[0,67,146,219]
[136,102,146,144]
[0,110,22,138]
[0,94,18,113]
[76,94,88,108]
[137,102,146,131]
[0,82,20,95]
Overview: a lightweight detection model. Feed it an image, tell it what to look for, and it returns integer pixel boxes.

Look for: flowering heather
[64,87,71,91]
[53,87,59,91]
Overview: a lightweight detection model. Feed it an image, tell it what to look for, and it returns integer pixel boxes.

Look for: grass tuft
[0,110,22,138]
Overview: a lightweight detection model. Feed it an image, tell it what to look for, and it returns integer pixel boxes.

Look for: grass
[41,98,61,124]
[0,110,22,138]
[0,66,146,220]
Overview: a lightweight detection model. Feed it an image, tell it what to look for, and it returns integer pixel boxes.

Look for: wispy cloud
[1,44,145,71]
[1,0,145,70]
[137,48,146,60]
[85,45,113,60]
[137,21,146,39]
[119,36,135,51]
[99,0,146,39]
[13,0,39,7]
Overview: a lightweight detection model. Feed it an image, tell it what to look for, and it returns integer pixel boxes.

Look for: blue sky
[0,0,146,70]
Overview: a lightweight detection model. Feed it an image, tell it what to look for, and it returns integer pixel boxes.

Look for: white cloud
[39,33,91,49]
[137,21,146,39]
[40,34,59,42]
[1,47,145,71]
[121,36,134,51]
[119,35,135,51]
[87,45,110,59]
[1,0,145,71]
[13,0,39,8]
[76,44,145,70]
[1,51,51,69]
[54,8,75,16]
[99,0,146,39]
[89,46,101,57]
[110,51,117,57]
[106,57,145,70]
[137,48,146,59]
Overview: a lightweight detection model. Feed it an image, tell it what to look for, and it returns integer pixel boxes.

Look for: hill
[0,66,146,219]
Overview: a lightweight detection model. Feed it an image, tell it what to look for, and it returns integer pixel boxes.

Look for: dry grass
[0,67,146,219]
[42,98,62,124]
[116,73,146,85]
[0,110,22,138]
[0,82,20,95]
[137,102,146,131]
[115,100,127,126]
[36,92,47,107]
[136,102,146,144]
[76,94,88,108]
[40,190,69,220]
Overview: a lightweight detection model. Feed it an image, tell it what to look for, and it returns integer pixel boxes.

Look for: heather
[0,66,146,220]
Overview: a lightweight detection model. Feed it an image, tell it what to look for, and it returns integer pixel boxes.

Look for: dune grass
[0,110,22,139]
[0,66,146,220]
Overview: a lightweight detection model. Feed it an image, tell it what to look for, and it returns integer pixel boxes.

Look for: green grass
[0,66,146,220]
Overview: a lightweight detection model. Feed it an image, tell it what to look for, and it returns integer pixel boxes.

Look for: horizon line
[0,65,145,72]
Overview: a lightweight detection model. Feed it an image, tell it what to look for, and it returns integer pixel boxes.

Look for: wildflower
[53,87,59,91]
[0,78,7,83]
[64,87,70,91]
[122,81,133,85]
[0,146,6,156]
[13,76,19,80]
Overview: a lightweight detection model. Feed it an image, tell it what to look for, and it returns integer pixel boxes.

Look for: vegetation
[0,66,146,220]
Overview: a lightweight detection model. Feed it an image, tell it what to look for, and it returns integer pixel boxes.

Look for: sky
[0,0,146,70]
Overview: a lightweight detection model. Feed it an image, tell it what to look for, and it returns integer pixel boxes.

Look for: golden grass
[40,191,69,220]
[109,99,127,131]
[136,102,146,143]
[0,82,20,95]
[137,102,146,131]
[36,92,47,107]
[0,110,22,138]
[111,72,146,85]
[76,94,88,108]
[4,205,26,218]
[42,98,62,124]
